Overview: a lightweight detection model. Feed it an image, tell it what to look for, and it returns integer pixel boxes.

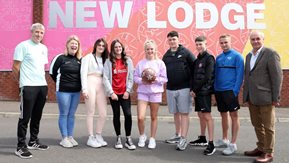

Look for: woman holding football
[134,40,168,149]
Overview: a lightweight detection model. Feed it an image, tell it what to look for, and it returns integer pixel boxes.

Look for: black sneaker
[125,137,136,150]
[28,141,49,150]
[15,147,32,159]
[203,142,216,156]
[189,136,208,146]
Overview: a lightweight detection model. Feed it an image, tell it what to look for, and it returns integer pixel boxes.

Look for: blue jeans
[56,91,80,138]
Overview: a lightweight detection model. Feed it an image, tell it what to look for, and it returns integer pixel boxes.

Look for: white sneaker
[95,134,107,147]
[176,137,187,151]
[214,139,230,148]
[148,137,156,149]
[60,138,73,148]
[68,137,78,147]
[115,136,123,149]
[138,134,147,147]
[223,143,237,155]
[87,135,101,148]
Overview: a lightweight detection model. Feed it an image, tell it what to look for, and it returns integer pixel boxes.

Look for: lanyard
[93,53,99,65]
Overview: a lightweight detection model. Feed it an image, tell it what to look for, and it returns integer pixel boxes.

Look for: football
[141,68,156,83]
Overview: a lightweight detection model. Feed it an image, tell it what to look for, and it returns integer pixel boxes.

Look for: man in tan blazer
[243,31,283,163]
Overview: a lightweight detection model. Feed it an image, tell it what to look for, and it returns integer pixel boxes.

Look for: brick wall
[280,70,289,106]
[0,70,288,107]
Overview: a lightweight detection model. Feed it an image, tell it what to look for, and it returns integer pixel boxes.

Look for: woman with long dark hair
[103,39,136,150]
[81,38,109,148]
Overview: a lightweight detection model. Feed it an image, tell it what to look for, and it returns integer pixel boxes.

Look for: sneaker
[148,137,156,149]
[125,137,136,150]
[115,136,123,149]
[15,147,32,159]
[27,141,49,150]
[68,137,78,147]
[214,139,230,148]
[60,138,73,148]
[87,135,101,148]
[189,136,208,146]
[95,134,107,147]
[223,143,237,155]
[176,137,187,151]
[138,134,147,147]
[165,134,181,144]
[204,142,216,155]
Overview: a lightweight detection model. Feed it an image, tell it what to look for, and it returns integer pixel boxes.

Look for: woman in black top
[49,35,82,148]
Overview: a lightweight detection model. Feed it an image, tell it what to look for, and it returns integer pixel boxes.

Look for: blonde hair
[219,34,231,40]
[64,35,82,59]
[144,39,158,59]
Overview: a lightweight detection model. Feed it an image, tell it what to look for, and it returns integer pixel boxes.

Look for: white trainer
[138,134,147,147]
[60,138,73,148]
[223,143,237,155]
[148,137,156,149]
[95,134,107,147]
[214,139,230,148]
[87,135,101,148]
[68,137,78,147]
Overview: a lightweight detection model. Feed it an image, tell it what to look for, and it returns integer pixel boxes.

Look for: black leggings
[109,95,132,136]
[17,86,48,148]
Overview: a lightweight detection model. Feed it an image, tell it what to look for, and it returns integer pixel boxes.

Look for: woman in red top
[103,40,135,150]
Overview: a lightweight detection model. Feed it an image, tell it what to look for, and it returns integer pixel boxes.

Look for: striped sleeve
[49,54,63,82]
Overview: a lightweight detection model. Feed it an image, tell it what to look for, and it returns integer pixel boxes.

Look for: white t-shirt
[13,39,48,87]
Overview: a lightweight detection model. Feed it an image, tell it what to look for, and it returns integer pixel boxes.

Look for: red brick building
[0,71,289,107]
[1,1,288,107]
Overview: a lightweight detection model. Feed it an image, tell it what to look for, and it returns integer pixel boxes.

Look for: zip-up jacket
[49,54,81,92]
[163,45,195,90]
[191,51,215,95]
[103,57,134,96]
[214,49,244,96]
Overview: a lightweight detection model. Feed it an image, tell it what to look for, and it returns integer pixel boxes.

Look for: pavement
[0,101,289,163]
[1,101,289,122]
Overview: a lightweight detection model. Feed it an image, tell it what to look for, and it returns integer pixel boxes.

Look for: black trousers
[17,86,48,148]
[109,95,132,136]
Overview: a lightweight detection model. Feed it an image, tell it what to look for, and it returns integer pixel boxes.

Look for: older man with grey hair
[243,31,283,163]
